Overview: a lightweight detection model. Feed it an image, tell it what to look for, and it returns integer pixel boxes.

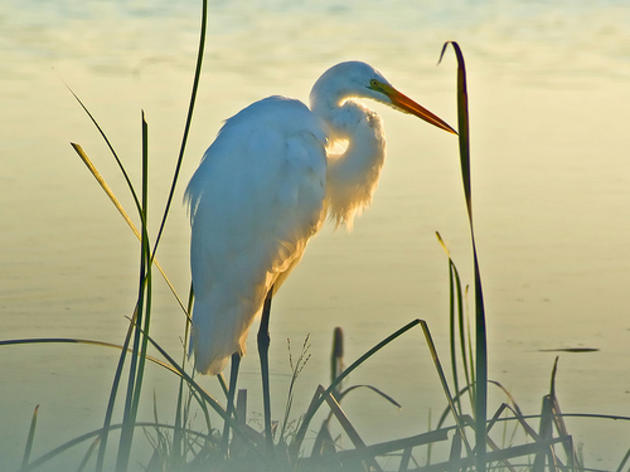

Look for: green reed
[439,40,488,470]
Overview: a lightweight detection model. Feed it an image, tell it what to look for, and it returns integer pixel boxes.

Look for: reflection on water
[1,0,630,469]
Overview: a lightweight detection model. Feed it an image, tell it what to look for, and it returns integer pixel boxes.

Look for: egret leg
[257,287,274,452]
[221,352,241,457]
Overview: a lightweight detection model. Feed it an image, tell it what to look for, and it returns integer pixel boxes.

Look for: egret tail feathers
[190,298,254,375]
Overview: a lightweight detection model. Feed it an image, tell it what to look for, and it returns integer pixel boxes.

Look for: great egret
[185,61,455,446]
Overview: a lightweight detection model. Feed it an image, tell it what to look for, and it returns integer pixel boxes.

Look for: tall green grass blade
[70,0,207,463]
[132,113,154,422]
[439,40,488,467]
[438,43,471,220]
[150,0,207,258]
[20,404,39,471]
[116,112,151,472]
[96,303,138,472]
[70,0,207,275]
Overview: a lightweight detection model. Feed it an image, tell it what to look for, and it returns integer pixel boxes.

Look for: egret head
[310,61,456,134]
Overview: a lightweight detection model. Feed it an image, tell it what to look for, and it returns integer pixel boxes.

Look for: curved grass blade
[150,0,207,259]
[337,384,401,409]
[21,422,214,472]
[439,40,487,467]
[0,328,262,454]
[438,42,472,221]
[0,337,171,378]
[0,337,173,373]
[116,112,151,472]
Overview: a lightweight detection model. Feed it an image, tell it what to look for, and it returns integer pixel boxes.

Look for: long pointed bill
[380,82,457,135]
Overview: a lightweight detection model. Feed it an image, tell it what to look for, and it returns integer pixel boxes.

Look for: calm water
[2,0,630,469]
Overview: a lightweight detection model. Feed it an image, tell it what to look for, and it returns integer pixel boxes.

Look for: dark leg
[257,287,274,452]
[222,352,241,457]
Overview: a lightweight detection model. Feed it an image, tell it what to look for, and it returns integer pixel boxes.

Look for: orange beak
[373,81,457,135]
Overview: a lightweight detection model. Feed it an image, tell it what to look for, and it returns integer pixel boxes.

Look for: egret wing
[185,97,327,374]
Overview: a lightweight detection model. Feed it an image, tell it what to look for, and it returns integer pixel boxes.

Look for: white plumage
[185,61,455,375]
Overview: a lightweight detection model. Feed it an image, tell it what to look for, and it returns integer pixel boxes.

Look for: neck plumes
[311,94,386,229]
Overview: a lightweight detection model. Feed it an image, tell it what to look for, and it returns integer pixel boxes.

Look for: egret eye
[368,79,383,92]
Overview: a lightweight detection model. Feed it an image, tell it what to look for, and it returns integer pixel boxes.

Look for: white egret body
[186,61,455,375]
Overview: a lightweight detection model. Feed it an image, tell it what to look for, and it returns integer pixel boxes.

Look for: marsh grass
[4,1,630,470]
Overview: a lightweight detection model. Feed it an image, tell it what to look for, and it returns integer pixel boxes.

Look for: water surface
[2,1,630,469]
